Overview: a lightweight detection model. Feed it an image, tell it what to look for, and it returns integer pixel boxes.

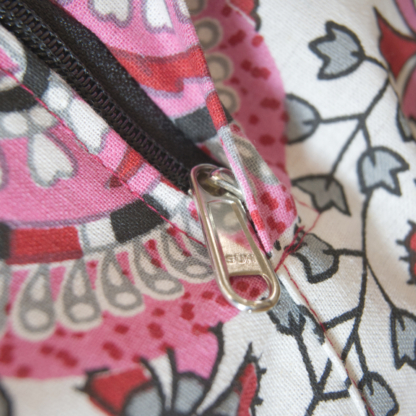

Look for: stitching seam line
[0,61,372,413]
[275,195,372,415]
[0,65,205,248]
[283,263,373,416]
[274,195,321,274]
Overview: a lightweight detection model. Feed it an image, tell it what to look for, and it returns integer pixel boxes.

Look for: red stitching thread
[274,225,304,270]
[273,195,372,413]
[281,198,372,414]
[274,196,322,273]
[178,22,371,412]
[293,196,319,212]
[0,63,374,414]
[0,66,206,247]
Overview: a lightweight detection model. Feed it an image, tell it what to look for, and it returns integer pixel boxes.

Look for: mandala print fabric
[0,0,414,415]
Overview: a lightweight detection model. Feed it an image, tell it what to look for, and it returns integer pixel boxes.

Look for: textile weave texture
[0,0,415,415]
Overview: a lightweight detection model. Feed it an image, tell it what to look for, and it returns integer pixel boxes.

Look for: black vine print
[309,22,370,80]
[284,19,416,416]
[287,77,394,217]
[290,232,363,284]
[268,287,351,415]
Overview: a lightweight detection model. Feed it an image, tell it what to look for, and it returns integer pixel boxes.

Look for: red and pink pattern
[56,0,297,252]
[0,0,284,384]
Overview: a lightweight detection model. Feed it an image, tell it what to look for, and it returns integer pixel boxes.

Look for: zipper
[190,165,280,312]
[0,0,216,192]
[0,0,280,311]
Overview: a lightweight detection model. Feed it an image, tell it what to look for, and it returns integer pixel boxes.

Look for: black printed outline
[285,94,321,144]
[396,104,415,143]
[269,302,350,414]
[291,233,341,284]
[80,322,264,415]
[309,21,366,80]
[357,146,409,196]
[358,372,399,415]
[201,343,265,416]
[249,0,261,32]
[288,21,413,413]
[123,359,167,416]
[291,77,391,221]
[81,367,118,416]
[174,323,224,415]
[390,308,416,370]
[292,175,350,216]
[375,8,416,81]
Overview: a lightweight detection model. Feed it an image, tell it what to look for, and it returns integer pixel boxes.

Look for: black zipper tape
[0,0,217,192]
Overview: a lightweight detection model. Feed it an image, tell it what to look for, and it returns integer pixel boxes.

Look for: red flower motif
[377,5,416,134]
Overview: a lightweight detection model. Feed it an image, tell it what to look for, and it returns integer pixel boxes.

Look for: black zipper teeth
[0,0,191,192]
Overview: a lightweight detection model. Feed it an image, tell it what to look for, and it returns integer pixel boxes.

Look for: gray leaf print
[268,284,303,334]
[309,21,365,79]
[292,233,339,283]
[292,175,350,215]
[286,94,321,144]
[124,384,163,416]
[391,309,416,370]
[162,233,212,281]
[173,374,206,414]
[360,373,399,416]
[268,284,324,343]
[208,390,240,415]
[357,147,409,195]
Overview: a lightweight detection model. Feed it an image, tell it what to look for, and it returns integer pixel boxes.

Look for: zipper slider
[190,164,280,312]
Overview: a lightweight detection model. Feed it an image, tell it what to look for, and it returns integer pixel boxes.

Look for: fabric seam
[0,65,206,248]
[283,263,373,415]
[277,195,372,415]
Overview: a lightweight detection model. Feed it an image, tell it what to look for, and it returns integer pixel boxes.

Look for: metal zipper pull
[190,164,280,313]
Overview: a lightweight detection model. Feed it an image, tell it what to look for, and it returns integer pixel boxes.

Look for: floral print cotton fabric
[0,0,415,415]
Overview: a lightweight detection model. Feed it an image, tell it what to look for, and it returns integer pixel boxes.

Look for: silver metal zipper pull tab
[190,164,280,313]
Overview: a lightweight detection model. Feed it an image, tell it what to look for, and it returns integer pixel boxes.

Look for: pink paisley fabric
[0,0,294,402]
[0,33,236,380]
[0,0,415,415]
[56,0,296,253]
